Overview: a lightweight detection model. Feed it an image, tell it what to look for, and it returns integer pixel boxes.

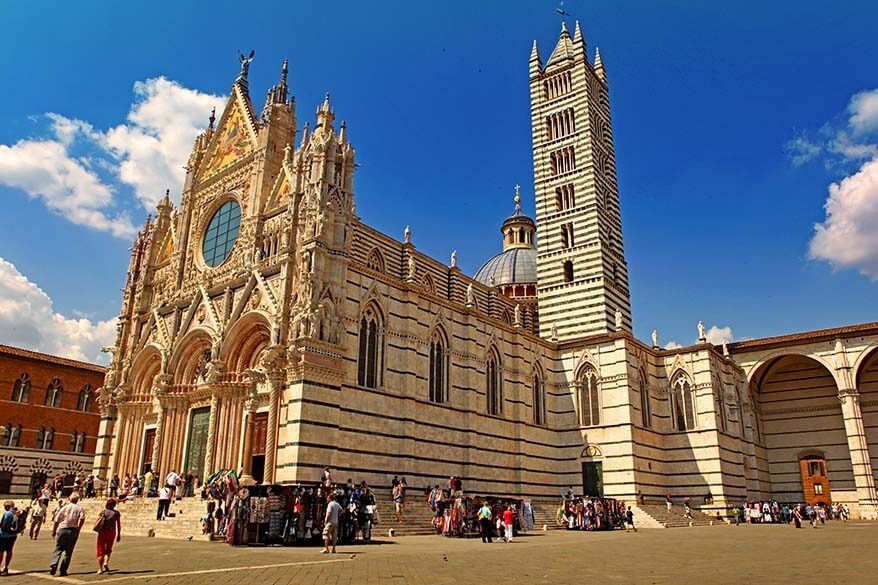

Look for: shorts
[0,536,15,553]
[322,522,338,540]
[97,529,116,557]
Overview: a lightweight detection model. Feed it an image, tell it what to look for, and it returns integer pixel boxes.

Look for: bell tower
[530,22,631,341]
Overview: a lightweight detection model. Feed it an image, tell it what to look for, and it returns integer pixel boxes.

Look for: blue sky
[1,0,877,361]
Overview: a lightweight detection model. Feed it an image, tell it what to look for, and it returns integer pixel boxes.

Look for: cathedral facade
[95,25,878,518]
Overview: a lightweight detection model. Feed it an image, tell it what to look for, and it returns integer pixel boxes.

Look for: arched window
[11,373,30,403]
[735,385,746,438]
[714,375,728,433]
[486,348,503,416]
[45,378,62,408]
[71,432,86,453]
[357,305,383,388]
[70,431,78,452]
[2,424,20,447]
[533,369,546,426]
[671,375,696,431]
[366,248,385,273]
[428,329,448,403]
[76,384,93,411]
[37,427,54,450]
[639,368,651,428]
[578,368,601,427]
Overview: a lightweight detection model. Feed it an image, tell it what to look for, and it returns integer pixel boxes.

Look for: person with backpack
[94,499,121,574]
[0,501,21,575]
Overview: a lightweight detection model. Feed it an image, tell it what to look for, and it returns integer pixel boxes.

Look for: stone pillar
[203,391,219,478]
[263,375,282,483]
[839,388,878,519]
[93,402,117,484]
[151,404,165,473]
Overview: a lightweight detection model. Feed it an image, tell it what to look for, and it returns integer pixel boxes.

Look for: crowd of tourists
[558,492,630,531]
[731,500,851,527]
[0,494,123,577]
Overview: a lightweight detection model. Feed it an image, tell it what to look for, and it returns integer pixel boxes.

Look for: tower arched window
[45,378,62,408]
[671,375,697,431]
[578,368,601,427]
[2,424,20,447]
[639,368,651,428]
[357,306,383,388]
[486,348,503,416]
[11,373,31,403]
[71,431,85,453]
[428,329,448,404]
[76,384,93,412]
[533,370,546,426]
[70,431,78,452]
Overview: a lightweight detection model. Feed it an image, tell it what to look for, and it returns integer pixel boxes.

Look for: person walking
[502,506,515,542]
[94,499,121,574]
[665,493,672,513]
[625,507,637,532]
[156,485,171,521]
[392,482,404,522]
[29,497,48,539]
[478,501,493,543]
[0,501,20,576]
[321,494,343,554]
[50,493,85,577]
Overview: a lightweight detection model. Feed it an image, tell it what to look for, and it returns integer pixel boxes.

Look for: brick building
[0,344,104,496]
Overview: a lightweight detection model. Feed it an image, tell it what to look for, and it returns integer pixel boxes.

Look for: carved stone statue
[237,49,255,80]
[407,255,416,280]
[550,323,558,341]
[465,283,474,307]
[514,304,521,327]
[450,250,457,268]
[615,308,623,331]
[403,225,411,244]
[652,329,659,348]
[697,320,706,342]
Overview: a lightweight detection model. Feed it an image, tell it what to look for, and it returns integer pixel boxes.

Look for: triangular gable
[198,86,259,182]
[263,161,294,211]
[155,228,175,265]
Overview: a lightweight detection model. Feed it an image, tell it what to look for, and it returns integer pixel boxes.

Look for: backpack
[6,512,20,534]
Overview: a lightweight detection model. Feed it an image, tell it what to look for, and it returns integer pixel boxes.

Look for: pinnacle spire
[573,20,583,44]
[530,39,540,61]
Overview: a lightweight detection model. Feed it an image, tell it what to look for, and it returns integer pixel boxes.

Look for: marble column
[839,388,878,519]
[263,375,282,483]
[203,391,219,479]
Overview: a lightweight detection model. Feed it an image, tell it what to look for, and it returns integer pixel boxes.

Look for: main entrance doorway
[141,428,156,475]
[799,455,831,506]
[581,461,603,497]
[184,407,211,481]
[248,412,268,484]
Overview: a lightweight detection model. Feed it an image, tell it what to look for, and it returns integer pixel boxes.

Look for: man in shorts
[321,494,343,554]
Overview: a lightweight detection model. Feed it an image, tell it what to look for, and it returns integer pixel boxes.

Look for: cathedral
[95,24,878,518]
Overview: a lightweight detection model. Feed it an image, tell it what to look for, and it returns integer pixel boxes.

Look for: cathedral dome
[474,186,538,287]
[474,247,537,286]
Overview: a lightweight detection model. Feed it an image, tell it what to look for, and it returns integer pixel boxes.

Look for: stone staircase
[631,503,723,528]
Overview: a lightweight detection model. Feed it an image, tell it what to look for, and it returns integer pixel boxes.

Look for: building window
[533,371,546,426]
[45,378,63,408]
[366,248,385,273]
[560,223,574,248]
[2,424,20,447]
[76,384,93,412]
[671,375,697,431]
[486,348,503,416]
[11,373,31,403]
[37,427,54,450]
[555,184,575,211]
[813,483,824,495]
[563,260,574,283]
[429,329,448,404]
[70,432,86,453]
[357,306,383,388]
[578,368,601,427]
[202,199,242,268]
[639,369,651,428]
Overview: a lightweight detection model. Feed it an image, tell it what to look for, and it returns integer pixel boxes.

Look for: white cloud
[705,325,734,345]
[100,77,226,209]
[849,89,878,136]
[809,157,878,280]
[785,133,822,166]
[664,341,683,350]
[0,77,225,238]
[0,256,116,364]
[0,138,136,238]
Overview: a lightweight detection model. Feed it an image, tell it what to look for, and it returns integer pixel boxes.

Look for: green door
[184,407,211,480]
[581,461,603,497]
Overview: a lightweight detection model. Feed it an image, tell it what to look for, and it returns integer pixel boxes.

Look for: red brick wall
[0,347,104,455]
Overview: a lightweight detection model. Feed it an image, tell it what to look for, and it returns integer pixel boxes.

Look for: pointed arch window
[428,329,448,403]
[578,368,601,427]
[76,384,93,412]
[533,370,547,426]
[735,386,746,438]
[357,306,383,388]
[714,375,728,433]
[486,348,503,416]
[366,248,385,273]
[12,373,31,403]
[671,375,696,431]
[2,424,20,447]
[639,369,651,428]
[45,378,62,408]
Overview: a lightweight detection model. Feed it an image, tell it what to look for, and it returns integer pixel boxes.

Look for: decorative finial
[561,21,568,35]
[513,184,521,209]
[208,107,216,129]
